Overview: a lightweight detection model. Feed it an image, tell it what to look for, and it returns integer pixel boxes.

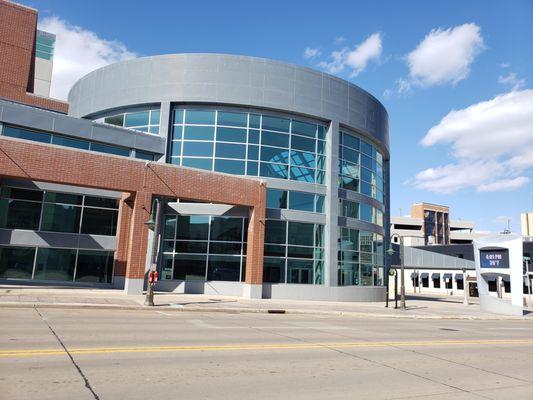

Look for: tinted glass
[214,159,245,175]
[216,127,247,143]
[135,151,155,161]
[292,120,316,138]
[4,126,51,143]
[265,220,286,244]
[173,254,206,280]
[150,110,160,125]
[343,133,360,150]
[217,111,247,127]
[81,208,118,235]
[173,109,184,124]
[75,250,113,283]
[40,204,81,233]
[0,246,35,279]
[210,217,243,241]
[90,143,130,157]
[183,141,213,157]
[288,222,314,246]
[291,151,315,168]
[176,216,209,240]
[124,112,150,127]
[207,255,241,281]
[289,192,314,212]
[44,192,82,205]
[185,110,215,125]
[104,115,124,127]
[0,199,41,230]
[182,158,212,171]
[287,259,313,284]
[263,257,285,283]
[84,197,118,209]
[291,135,315,152]
[261,146,290,163]
[262,116,290,132]
[266,189,287,209]
[52,136,90,150]
[34,248,76,281]
[183,126,214,140]
[249,114,260,129]
[261,131,289,148]
[260,163,288,179]
[172,126,183,141]
[290,166,315,183]
[215,143,246,159]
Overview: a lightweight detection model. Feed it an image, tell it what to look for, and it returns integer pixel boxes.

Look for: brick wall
[0,0,68,113]
[0,136,266,284]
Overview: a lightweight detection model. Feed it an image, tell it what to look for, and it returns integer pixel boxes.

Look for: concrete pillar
[124,191,152,295]
[324,120,340,287]
[158,101,172,163]
[113,192,133,289]
[244,183,266,298]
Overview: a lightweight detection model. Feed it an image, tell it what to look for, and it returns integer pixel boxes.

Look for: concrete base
[263,283,386,302]
[124,278,144,295]
[113,276,125,290]
[154,280,386,302]
[479,294,523,316]
[242,284,262,299]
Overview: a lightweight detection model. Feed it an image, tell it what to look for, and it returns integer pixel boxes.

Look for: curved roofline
[69,52,388,117]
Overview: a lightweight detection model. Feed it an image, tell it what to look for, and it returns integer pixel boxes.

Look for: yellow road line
[2,339,533,359]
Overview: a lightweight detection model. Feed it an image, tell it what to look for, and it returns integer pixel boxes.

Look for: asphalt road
[1,308,532,400]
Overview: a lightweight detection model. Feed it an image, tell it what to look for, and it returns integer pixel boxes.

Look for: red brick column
[113,192,134,278]
[124,191,152,283]
[245,183,266,285]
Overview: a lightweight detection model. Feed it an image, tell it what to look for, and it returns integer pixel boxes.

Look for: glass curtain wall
[169,108,327,184]
[0,246,114,283]
[161,215,248,282]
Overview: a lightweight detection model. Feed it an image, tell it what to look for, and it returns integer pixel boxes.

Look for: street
[1,308,532,400]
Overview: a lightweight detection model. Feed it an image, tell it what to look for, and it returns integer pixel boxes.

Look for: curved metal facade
[68,54,390,301]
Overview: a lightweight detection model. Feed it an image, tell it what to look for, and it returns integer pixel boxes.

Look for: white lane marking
[156,311,173,316]
[487,327,533,331]
[188,319,347,330]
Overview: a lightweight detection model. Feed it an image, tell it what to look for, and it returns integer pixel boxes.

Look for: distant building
[33,30,55,97]
[521,212,533,238]
[391,203,485,246]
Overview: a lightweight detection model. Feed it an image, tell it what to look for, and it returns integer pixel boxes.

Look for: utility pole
[144,198,161,307]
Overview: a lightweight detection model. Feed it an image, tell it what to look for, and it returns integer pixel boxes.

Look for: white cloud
[407,23,484,87]
[500,62,510,68]
[413,89,533,193]
[303,47,320,59]
[38,16,136,100]
[318,33,382,77]
[498,72,525,91]
[334,36,346,44]
[477,177,530,192]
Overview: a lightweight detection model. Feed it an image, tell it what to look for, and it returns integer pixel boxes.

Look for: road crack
[34,307,101,400]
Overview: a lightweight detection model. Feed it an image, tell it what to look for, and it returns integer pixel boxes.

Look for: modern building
[0,1,390,301]
[521,212,533,238]
[391,203,484,246]
[33,30,55,97]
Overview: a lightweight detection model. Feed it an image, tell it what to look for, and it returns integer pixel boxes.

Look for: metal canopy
[431,273,440,279]
[420,272,429,278]
[455,273,464,280]
[167,202,235,216]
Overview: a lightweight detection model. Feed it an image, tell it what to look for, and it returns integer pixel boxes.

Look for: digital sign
[480,249,510,268]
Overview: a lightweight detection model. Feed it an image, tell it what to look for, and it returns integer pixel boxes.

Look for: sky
[24,0,533,233]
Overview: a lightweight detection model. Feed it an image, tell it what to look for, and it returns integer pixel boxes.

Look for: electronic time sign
[479,249,510,268]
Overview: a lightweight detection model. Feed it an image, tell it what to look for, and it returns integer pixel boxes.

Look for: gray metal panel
[1,178,122,198]
[68,54,389,155]
[0,229,116,251]
[339,216,385,237]
[0,99,165,154]
[340,189,385,212]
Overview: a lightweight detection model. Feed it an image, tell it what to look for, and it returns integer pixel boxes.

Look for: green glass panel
[217,111,247,127]
[185,110,215,125]
[0,246,35,279]
[34,248,76,281]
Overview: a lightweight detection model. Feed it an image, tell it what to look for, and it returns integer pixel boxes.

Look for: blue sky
[28,0,533,233]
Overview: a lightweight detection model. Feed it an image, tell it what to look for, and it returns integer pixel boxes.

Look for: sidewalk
[1,285,532,320]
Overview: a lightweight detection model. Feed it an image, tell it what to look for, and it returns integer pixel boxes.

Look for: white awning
[167,202,235,216]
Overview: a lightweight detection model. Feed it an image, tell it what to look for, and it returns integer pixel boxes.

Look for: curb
[0,302,530,321]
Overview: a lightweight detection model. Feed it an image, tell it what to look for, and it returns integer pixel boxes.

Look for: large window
[103,109,160,135]
[0,187,118,236]
[161,214,248,282]
[337,227,384,286]
[263,220,324,285]
[0,246,114,283]
[266,188,324,213]
[2,125,155,160]
[338,130,384,203]
[169,108,327,184]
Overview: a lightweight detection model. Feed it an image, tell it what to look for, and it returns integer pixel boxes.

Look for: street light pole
[387,233,406,310]
[144,198,161,307]
[399,235,406,310]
